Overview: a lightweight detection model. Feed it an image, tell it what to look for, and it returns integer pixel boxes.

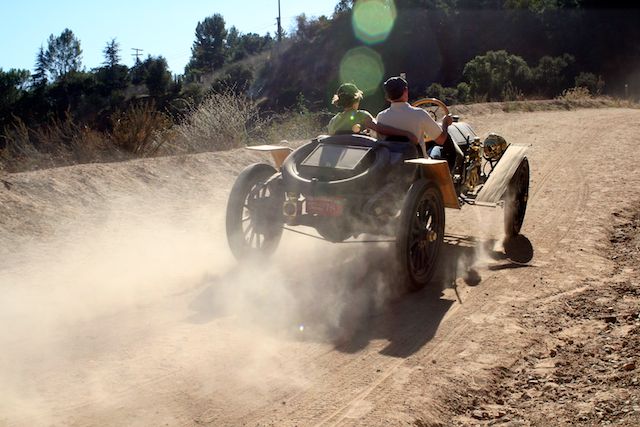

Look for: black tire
[226,163,283,260]
[396,180,445,292]
[504,157,529,237]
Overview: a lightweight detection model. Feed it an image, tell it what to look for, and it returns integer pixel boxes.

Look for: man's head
[383,76,408,102]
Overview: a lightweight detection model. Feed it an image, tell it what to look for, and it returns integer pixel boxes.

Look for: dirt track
[0,108,639,426]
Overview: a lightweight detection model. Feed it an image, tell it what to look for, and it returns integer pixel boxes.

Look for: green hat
[332,83,364,108]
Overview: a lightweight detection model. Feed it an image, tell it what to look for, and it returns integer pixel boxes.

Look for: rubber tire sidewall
[226,163,283,261]
[396,180,445,292]
[504,158,530,237]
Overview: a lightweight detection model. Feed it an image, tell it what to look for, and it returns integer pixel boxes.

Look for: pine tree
[32,45,48,86]
[45,28,82,80]
[103,38,121,68]
[185,14,228,75]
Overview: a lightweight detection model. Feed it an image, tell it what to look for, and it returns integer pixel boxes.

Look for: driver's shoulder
[408,104,429,115]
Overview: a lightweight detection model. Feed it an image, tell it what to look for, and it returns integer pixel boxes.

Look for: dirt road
[0,108,638,426]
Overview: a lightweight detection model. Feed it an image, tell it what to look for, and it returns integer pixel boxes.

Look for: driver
[376,76,453,158]
[328,83,417,143]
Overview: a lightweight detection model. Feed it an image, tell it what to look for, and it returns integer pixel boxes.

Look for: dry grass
[172,90,264,152]
[1,115,117,172]
[111,102,173,156]
[258,111,331,145]
[450,92,638,117]
[2,87,636,174]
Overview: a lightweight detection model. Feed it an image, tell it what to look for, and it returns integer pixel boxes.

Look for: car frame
[225,98,529,290]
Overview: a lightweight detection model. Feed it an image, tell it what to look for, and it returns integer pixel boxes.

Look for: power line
[131,48,144,63]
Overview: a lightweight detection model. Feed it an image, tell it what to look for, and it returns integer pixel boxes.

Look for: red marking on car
[306,197,345,217]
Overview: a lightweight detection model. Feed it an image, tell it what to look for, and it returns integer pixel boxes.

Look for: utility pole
[276,0,282,43]
[131,48,144,64]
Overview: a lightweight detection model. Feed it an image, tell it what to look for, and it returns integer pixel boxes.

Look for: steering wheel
[411,98,450,122]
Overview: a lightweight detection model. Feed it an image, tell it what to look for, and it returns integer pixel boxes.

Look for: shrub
[502,81,524,101]
[532,54,575,98]
[557,86,592,102]
[174,89,263,152]
[574,72,605,95]
[210,64,254,94]
[456,82,471,104]
[111,102,172,155]
[426,82,466,105]
[259,110,330,144]
[463,50,531,101]
[1,114,112,171]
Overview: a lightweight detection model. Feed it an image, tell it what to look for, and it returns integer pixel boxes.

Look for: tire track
[293,112,602,426]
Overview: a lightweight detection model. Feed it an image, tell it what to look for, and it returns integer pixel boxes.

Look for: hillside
[260,3,640,111]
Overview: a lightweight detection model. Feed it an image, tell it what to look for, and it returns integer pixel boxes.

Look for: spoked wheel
[396,180,445,291]
[226,163,284,260]
[504,157,529,237]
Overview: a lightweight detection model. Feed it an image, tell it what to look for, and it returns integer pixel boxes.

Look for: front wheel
[504,158,529,237]
[226,163,283,260]
[396,180,445,292]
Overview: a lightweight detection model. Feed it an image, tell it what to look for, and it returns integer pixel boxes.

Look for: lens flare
[352,0,397,45]
[339,47,385,95]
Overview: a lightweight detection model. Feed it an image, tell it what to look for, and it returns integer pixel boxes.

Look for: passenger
[376,76,453,158]
[327,83,418,143]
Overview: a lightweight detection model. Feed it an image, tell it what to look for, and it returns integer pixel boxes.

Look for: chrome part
[463,136,484,192]
[283,192,300,223]
[483,133,509,161]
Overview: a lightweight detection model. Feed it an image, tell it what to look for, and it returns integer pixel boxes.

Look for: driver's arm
[428,113,453,145]
[364,117,419,144]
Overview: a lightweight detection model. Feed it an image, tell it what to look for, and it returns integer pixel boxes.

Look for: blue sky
[0,0,339,74]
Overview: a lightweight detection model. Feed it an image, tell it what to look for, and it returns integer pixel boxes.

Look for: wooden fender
[405,158,460,209]
[476,144,529,204]
[246,144,293,170]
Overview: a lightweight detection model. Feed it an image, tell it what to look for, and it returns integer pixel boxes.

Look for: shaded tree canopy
[102,39,121,68]
[44,28,82,81]
[463,50,532,101]
[186,14,228,75]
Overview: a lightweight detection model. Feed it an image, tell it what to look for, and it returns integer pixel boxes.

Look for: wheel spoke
[244,223,254,238]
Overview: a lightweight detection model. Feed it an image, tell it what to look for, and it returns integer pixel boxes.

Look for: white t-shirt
[376,102,443,157]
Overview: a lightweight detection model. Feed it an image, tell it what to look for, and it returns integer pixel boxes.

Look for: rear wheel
[504,158,529,237]
[226,163,283,260]
[396,180,445,291]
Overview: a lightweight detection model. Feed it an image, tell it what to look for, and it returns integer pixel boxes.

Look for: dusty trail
[0,108,638,426]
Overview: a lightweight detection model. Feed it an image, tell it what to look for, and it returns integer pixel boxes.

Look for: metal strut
[283,227,396,244]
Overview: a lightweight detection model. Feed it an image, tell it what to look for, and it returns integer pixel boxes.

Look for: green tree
[225,26,241,60]
[95,40,130,101]
[102,38,121,68]
[574,72,604,95]
[532,54,575,97]
[186,14,228,76]
[210,64,254,94]
[45,28,83,80]
[456,82,471,103]
[226,28,273,62]
[238,33,272,57]
[0,68,31,128]
[334,0,355,15]
[143,56,172,98]
[463,50,532,101]
[32,46,48,87]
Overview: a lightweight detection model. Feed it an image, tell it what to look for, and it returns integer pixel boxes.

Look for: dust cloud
[0,179,397,425]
